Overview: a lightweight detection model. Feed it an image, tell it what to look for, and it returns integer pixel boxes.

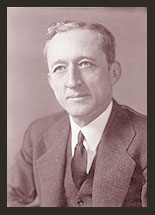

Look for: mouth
[66,94,90,100]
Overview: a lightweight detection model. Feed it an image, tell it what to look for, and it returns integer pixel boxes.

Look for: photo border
[0,0,151,213]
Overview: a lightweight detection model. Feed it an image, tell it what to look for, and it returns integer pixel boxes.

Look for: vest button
[77,199,84,206]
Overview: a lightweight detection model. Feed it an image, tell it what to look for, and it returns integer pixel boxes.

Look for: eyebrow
[77,56,96,62]
[51,60,67,68]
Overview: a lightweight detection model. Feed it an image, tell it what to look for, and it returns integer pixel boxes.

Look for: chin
[65,105,93,118]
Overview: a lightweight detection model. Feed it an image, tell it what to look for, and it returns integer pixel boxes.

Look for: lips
[66,94,89,99]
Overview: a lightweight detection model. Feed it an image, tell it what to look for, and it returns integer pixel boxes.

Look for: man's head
[44,21,121,126]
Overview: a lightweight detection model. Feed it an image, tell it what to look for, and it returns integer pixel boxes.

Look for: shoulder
[25,111,68,139]
[119,104,147,133]
[112,100,147,140]
[22,111,69,157]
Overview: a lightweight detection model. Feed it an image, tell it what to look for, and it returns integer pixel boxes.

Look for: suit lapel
[92,101,136,207]
[36,113,70,207]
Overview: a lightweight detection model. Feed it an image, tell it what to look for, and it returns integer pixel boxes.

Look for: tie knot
[78,131,85,144]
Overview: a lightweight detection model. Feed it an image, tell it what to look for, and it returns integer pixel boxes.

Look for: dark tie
[71,131,87,189]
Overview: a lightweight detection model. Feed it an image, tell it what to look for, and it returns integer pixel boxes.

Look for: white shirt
[69,101,113,173]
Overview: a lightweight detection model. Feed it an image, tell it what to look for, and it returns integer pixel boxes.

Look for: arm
[7,127,40,207]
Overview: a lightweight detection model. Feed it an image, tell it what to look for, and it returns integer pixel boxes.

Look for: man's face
[47,29,120,123]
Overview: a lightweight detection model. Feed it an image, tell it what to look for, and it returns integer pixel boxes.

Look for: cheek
[86,74,111,97]
[50,77,61,91]
[52,82,65,101]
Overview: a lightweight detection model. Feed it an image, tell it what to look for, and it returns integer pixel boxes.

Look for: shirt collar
[69,101,113,154]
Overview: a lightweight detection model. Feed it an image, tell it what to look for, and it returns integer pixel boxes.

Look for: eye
[79,61,92,68]
[53,65,66,73]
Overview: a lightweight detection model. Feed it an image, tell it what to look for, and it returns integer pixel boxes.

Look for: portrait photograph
[7,7,147,207]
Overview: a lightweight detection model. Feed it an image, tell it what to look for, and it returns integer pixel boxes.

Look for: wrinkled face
[46,29,120,123]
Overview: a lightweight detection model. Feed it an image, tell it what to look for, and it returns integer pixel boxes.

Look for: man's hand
[7,196,40,207]
[25,196,40,207]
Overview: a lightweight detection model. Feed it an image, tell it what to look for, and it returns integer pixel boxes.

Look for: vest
[64,133,96,207]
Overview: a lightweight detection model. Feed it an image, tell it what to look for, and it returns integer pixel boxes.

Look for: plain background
[7,7,147,170]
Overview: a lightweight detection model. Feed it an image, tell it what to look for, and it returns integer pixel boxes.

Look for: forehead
[50,28,99,45]
[46,29,103,61]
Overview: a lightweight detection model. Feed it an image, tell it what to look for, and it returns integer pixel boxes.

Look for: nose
[65,64,81,88]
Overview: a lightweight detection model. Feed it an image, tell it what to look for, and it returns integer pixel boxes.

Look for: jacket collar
[37,100,136,207]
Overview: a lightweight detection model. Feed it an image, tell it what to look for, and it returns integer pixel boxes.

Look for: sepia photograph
[7,7,147,207]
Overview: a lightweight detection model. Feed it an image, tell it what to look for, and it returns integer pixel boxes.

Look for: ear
[109,61,122,86]
[47,73,54,90]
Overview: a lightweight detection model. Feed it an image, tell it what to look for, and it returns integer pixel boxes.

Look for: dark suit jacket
[7,100,147,207]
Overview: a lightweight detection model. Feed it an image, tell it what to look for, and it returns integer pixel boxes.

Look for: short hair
[44,20,116,66]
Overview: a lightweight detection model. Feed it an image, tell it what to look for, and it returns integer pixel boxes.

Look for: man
[7,21,147,207]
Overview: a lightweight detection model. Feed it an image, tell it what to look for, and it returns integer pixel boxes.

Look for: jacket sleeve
[7,126,40,207]
[141,165,147,207]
